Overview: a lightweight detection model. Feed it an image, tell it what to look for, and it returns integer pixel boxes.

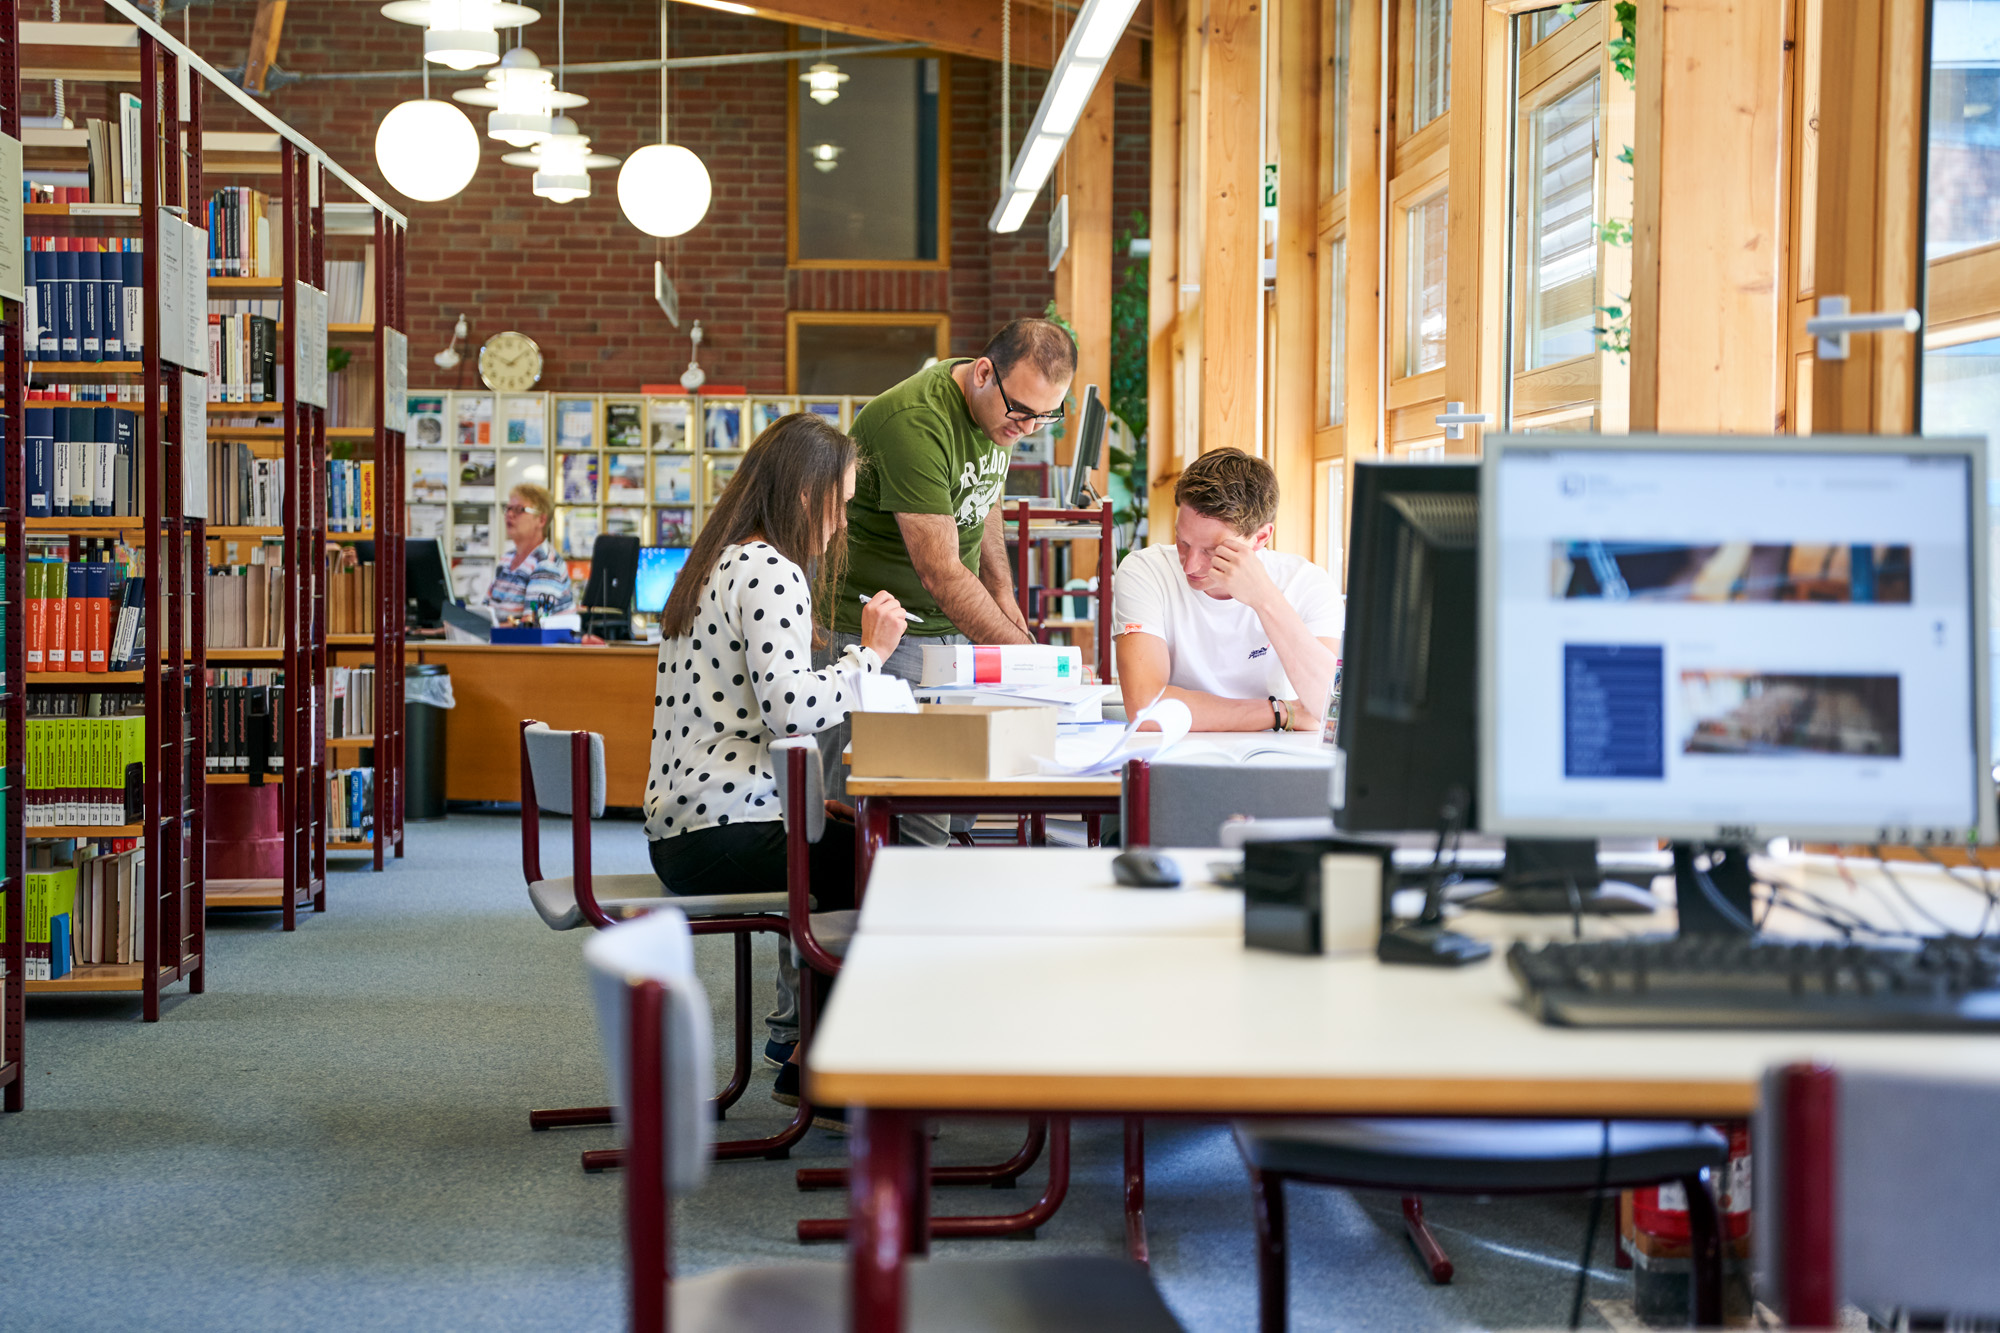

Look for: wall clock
[479,330,543,392]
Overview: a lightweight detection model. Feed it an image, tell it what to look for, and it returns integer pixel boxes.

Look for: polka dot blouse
[642,541,880,843]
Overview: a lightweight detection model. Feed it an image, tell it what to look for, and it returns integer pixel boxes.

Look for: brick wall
[34,2,1135,393]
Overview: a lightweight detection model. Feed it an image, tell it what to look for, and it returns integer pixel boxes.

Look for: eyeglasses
[502,503,532,518]
[991,364,1066,426]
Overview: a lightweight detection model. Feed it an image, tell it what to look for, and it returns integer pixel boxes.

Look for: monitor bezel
[1477,432,1997,847]
[634,545,690,616]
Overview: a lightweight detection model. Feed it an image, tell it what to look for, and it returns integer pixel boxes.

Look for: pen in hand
[857,593,924,623]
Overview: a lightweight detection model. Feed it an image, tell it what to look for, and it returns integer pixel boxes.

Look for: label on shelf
[181,371,208,519]
[295,281,330,408]
[384,328,408,432]
[0,131,22,303]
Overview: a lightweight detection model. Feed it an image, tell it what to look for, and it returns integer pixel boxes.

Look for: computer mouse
[1111,850,1183,889]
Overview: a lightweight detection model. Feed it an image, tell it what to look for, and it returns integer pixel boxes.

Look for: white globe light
[375,99,482,203]
[617,143,713,238]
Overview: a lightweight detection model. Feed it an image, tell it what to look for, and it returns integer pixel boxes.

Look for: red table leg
[1124,1116,1149,1264]
[856,796,893,889]
[852,1107,916,1333]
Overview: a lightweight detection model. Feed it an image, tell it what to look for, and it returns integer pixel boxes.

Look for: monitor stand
[1376,791,1494,968]
[1672,842,1757,937]
[1458,838,1660,915]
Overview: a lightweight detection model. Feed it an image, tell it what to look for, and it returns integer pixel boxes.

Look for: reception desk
[411,642,658,808]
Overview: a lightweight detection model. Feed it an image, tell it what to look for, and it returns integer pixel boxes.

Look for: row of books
[328,459,376,533]
[25,384,146,403]
[207,439,284,527]
[81,95,146,206]
[328,560,377,638]
[18,713,146,828]
[330,767,375,843]
[206,311,279,403]
[207,188,280,279]
[325,257,377,326]
[24,404,139,518]
[25,539,145,674]
[9,843,148,979]
[206,670,284,775]
[27,238,145,363]
[328,667,376,741]
[206,552,285,650]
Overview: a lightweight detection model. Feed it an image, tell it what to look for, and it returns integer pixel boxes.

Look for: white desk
[856,846,1244,938]
[813,848,2000,1329]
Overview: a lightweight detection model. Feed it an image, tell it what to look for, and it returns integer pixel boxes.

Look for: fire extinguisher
[1623,1123,1752,1321]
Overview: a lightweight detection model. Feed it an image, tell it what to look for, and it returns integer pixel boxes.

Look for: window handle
[1805,295,1922,361]
[1434,401,1489,441]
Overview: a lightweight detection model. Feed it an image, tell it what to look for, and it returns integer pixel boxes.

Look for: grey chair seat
[806,909,858,960]
[528,874,790,931]
[1234,1118,1727,1193]
[674,1254,1184,1332]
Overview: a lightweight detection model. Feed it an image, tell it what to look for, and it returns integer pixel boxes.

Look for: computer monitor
[581,533,642,640]
[635,546,690,615]
[1066,384,1107,509]
[1334,460,1481,834]
[406,538,454,628]
[1479,433,1997,853]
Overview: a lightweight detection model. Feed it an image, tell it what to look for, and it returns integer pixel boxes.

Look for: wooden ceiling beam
[243,0,288,96]
[750,0,1148,85]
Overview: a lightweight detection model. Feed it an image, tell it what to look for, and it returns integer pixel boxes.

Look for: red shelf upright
[2,0,27,1107]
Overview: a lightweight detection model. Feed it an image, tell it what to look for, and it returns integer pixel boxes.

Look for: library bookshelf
[6,0,408,1070]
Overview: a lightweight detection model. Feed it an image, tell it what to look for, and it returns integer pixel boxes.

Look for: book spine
[69,408,93,514]
[56,246,78,363]
[65,558,86,670]
[77,248,101,360]
[86,549,110,673]
[92,406,115,516]
[25,405,52,518]
[122,249,142,359]
[102,241,123,358]
[25,556,44,672]
[34,244,57,359]
[49,408,69,518]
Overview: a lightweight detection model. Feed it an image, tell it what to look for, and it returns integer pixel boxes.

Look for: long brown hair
[660,412,856,646]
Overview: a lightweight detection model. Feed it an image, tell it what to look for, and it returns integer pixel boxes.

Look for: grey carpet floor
[1,813,1648,1332]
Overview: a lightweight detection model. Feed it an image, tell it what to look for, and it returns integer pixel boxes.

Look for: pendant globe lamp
[380,0,540,72]
[799,27,848,105]
[618,0,713,238]
[375,57,481,202]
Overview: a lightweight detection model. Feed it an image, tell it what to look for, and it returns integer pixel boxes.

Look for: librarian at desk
[487,482,575,623]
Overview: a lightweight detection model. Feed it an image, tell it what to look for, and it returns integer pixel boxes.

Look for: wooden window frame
[785,43,953,272]
[1397,0,1454,150]
[784,311,952,394]
[1387,143,1451,413]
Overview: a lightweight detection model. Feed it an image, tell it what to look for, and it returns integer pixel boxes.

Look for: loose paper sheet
[1034,697,1194,776]
[384,328,409,431]
[181,371,208,518]
[0,132,23,303]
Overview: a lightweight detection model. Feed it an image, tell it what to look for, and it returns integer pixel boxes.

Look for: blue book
[49,407,70,516]
[121,249,143,358]
[85,549,110,671]
[55,249,78,361]
[48,914,71,981]
[92,406,118,516]
[33,248,56,360]
[24,405,52,517]
[77,249,101,360]
[101,246,123,357]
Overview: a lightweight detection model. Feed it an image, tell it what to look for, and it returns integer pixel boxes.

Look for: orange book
[46,558,69,674]
[66,558,87,669]
[360,462,376,534]
[26,558,46,672]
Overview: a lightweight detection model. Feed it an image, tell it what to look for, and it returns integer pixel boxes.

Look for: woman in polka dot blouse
[643,414,907,1069]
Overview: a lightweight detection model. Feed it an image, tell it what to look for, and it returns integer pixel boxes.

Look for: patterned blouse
[488,541,576,619]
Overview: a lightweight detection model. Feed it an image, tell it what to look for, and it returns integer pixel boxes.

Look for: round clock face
[479,331,542,392]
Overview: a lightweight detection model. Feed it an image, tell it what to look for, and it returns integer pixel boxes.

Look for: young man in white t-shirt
[1112,447,1343,731]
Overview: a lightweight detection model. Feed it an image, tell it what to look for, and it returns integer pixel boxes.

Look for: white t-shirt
[1111,543,1344,701]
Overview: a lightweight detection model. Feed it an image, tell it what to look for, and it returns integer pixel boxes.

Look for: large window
[1328,234,1349,425]
[789,36,947,268]
[787,313,949,395]
[1522,75,1600,368]
[1405,188,1449,375]
[1409,0,1452,134]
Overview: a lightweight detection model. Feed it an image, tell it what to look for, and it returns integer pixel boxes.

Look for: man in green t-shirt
[818,318,1076,837]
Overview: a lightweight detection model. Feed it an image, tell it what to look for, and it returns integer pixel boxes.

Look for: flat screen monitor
[1066,384,1106,509]
[1333,460,1480,833]
[635,546,691,615]
[1479,433,1996,847]
[406,538,454,628]
[582,533,642,639]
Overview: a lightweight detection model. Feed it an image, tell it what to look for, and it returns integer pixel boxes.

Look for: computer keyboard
[1507,935,2000,1030]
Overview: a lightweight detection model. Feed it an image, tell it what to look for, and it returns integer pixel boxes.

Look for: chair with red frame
[773,735,1083,1246]
[585,905,1186,1333]
[1757,1062,2000,1329]
[518,719,810,1169]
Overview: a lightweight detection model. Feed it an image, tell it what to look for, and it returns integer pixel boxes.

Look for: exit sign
[1262,163,1278,214]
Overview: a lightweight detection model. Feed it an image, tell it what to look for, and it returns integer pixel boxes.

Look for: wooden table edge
[804,1070,1759,1119]
[845,778,1122,797]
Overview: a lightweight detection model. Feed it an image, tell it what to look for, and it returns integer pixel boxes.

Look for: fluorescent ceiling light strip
[679,0,755,12]
[985,0,1136,232]
[1038,60,1102,136]
[1073,0,1141,60]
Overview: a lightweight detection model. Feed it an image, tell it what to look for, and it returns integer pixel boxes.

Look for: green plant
[1558,0,1638,361]
[327,345,352,374]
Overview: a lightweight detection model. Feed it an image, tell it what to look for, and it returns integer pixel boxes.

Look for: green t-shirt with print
[832,359,1010,637]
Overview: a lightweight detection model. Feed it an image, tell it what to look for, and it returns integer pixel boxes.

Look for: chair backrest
[1756,1063,2000,1326]
[523,721,607,819]
[770,736,826,846]
[584,909,715,1194]
[1123,754,1336,848]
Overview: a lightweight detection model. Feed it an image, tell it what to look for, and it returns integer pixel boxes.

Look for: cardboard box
[919,644,1084,687]
[850,704,1059,780]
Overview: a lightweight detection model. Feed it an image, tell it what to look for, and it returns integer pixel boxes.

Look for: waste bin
[405,662,453,821]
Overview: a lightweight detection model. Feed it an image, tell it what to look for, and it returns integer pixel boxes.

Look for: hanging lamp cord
[1000,0,1009,186]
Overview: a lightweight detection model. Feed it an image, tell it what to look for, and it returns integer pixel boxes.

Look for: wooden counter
[412,642,658,808]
